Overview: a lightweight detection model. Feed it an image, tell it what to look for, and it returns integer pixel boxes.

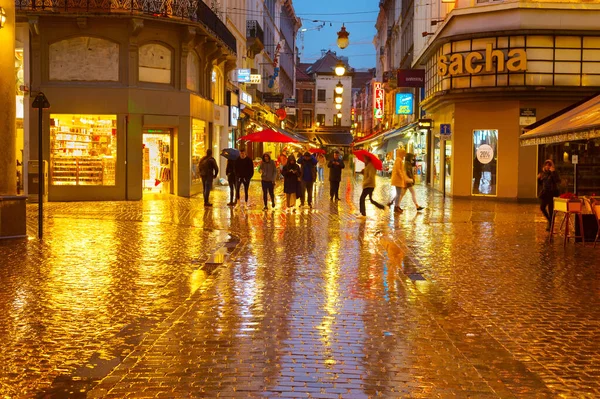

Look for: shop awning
[520,94,600,146]
[264,121,309,143]
[384,122,419,139]
[300,131,353,146]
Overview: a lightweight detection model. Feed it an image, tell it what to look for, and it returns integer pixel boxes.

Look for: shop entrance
[142,130,173,195]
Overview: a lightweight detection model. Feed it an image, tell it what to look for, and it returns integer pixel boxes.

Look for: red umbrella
[353,150,383,171]
[239,129,298,143]
[309,148,326,154]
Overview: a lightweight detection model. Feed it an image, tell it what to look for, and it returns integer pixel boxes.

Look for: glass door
[143,131,172,195]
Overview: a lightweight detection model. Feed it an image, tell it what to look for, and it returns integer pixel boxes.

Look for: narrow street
[1,177,599,398]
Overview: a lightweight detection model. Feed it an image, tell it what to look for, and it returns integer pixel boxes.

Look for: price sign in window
[472,129,498,196]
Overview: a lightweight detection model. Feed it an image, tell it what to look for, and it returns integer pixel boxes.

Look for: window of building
[317,89,326,102]
[139,43,172,84]
[316,114,326,126]
[186,52,200,92]
[50,114,117,186]
[303,89,313,104]
[333,114,341,127]
[302,110,312,128]
[296,89,300,102]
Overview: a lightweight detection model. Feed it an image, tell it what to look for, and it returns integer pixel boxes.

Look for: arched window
[186,52,200,92]
[139,43,172,84]
[211,66,224,105]
[49,37,119,81]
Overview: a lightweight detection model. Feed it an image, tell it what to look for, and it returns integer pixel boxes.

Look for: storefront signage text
[250,74,262,84]
[476,144,494,164]
[230,105,239,127]
[236,69,251,83]
[240,91,252,106]
[437,44,527,77]
[395,93,413,115]
[373,82,384,119]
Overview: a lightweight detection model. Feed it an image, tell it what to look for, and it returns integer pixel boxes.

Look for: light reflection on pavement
[0,175,598,398]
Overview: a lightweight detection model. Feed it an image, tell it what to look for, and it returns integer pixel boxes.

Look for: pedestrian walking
[538,159,560,231]
[388,148,407,213]
[317,153,326,183]
[328,150,345,201]
[199,149,219,207]
[397,153,424,211]
[358,156,385,218]
[235,149,254,206]
[298,151,318,208]
[226,159,237,206]
[259,153,278,210]
[282,154,301,211]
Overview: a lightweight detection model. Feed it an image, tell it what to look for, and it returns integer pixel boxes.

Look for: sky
[292,0,379,70]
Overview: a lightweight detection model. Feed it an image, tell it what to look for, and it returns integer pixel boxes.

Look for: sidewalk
[1,175,599,398]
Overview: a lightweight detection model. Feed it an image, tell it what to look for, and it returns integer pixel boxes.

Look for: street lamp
[334,61,346,77]
[337,112,343,119]
[334,95,343,104]
[335,103,342,110]
[335,81,344,94]
[337,24,349,49]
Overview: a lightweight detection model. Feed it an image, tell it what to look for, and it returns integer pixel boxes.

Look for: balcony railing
[246,20,264,43]
[14,0,236,54]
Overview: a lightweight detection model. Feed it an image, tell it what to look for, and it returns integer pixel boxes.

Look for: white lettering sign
[476,144,494,165]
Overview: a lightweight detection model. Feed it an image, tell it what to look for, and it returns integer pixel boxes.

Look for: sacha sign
[438,44,527,77]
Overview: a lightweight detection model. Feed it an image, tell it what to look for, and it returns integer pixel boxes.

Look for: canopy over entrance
[520,94,600,146]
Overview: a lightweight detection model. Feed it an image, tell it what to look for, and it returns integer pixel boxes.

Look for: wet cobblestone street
[1,176,599,398]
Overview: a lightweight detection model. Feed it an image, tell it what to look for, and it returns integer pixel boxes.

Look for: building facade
[414,0,600,199]
[296,63,315,130]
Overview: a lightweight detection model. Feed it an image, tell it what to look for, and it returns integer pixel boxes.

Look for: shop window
[211,67,225,105]
[333,115,341,127]
[472,129,498,196]
[139,43,172,84]
[527,36,553,48]
[317,89,326,102]
[186,52,200,92]
[49,37,119,82]
[191,119,207,184]
[555,75,581,86]
[50,114,117,186]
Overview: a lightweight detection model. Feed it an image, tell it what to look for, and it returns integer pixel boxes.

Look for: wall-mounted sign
[240,90,252,106]
[438,44,527,77]
[373,82,384,119]
[263,92,284,103]
[397,69,425,87]
[236,69,251,83]
[250,74,262,84]
[440,123,451,137]
[284,98,297,107]
[230,105,240,127]
[395,93,414,115]
[418,119,432,129]
[519,108,536,126]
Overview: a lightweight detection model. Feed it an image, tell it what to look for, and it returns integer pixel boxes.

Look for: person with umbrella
[356,152,385,218]
[259,153,278,211]
[221,148,240,206]
[234,148,254,207]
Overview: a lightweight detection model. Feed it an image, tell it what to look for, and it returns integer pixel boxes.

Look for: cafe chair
[550,198,585,246]
[593,204,600,248]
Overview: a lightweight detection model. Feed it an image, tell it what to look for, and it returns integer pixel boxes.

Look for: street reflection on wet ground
[0,175,598,398]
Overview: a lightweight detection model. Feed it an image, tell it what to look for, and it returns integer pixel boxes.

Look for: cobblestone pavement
[1,175,599,398]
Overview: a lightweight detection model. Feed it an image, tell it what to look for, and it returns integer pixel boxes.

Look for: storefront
[414,5,600,198]
[142,129,173,194]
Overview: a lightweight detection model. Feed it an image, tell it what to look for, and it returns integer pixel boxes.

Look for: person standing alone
[328,151,345,201]
[317,153,326,183]
[259,153,278,210]
[538,159,560,231]
[199,149,219,207]
[235,149,254,207]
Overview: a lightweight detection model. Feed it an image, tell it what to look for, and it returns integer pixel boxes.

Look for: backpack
[199,157,211,177]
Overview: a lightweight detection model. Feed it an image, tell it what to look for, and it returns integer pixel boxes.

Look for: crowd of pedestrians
[200,147,425,218]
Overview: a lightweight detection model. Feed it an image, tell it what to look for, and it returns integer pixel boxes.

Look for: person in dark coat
[282,154,301,211]
[199,149,219,207]
[538,159,561,231]
[226,159,237,206]
[298,152,318,208]
[234,149,254,206]
[327,150,345,201]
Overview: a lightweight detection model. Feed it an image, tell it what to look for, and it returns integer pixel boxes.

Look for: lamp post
[32,92,50,239]
[334,61,346,77]
[335,81,344,95]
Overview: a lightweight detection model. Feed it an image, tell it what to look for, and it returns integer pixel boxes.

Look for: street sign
[284,98,297,107]
[572,155,579,164]
[440,123,451,136]
[236,69,251,83]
